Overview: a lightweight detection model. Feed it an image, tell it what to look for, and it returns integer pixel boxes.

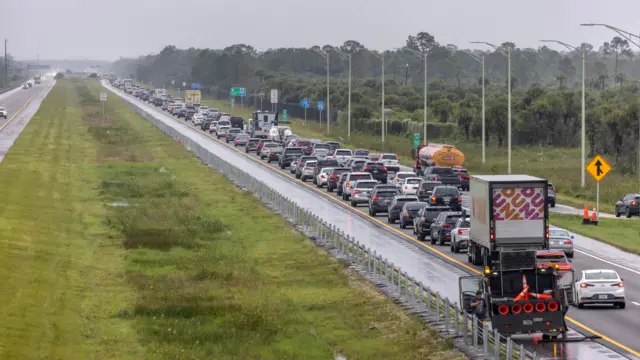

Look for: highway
[0,81,55,162]
[105,81,639,360]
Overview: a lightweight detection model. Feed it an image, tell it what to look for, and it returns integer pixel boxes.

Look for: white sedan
[392,172,415,188]
[193,114,204,125]
[574,269,626,309]
[315,167,333,188]
[401,177,423,195]
[0,107,7,119]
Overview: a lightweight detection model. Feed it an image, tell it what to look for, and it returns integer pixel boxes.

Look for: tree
[603,37,633,82]
[54,72,64,79]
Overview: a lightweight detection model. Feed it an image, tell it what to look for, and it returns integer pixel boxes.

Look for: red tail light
[433,176,439,181]
[353,190,361,195]
[364,168,372,172]
[564,240,572,245]
[236,138,241,141]
[613,282,625,287]
[373,196,380,200]
[580,283,595,288]
[511,304,522,314]
[497,304,509,315]
[402,210,409,216]
[535,302,546,312]
[458,196,462,203]
[443,224,451,228]
[270,152,274,156]
[523,303,534,313]
[547,301,559,312]
[457,229,464,235]
[420,217,425,223]
[431,196,436,202]
[380,167,387,171]
[330,174,339,179]
[633,201,637,206]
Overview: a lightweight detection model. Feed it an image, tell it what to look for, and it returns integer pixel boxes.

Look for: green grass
[0,79,464,359]
[551,213,640,255]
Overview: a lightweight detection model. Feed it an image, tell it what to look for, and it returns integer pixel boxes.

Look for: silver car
[333,149,353,165]
[300,160,318,182]
[232,133,249,147]
[549,229,574,258]
[350,180,379,207]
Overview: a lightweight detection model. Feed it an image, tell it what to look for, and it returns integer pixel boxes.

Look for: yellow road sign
[585,154,611,182]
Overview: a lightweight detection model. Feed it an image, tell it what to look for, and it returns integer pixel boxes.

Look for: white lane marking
[632,302,640,306]
[574,248,640,276]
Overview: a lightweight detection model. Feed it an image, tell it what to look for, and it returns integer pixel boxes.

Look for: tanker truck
[412,143,465,176]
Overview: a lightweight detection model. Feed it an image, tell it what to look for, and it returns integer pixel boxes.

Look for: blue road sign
[317,100,325,111]
[301,99,310,109]
[239,88,246,97]
[191,83,201,89]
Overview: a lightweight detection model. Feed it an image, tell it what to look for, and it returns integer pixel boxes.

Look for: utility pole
[4,39,7,88]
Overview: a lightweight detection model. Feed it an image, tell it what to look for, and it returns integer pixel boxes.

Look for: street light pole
[540,40,586,187]
[312,48,330,133]
[401,47,429,145]
[472,41,513,173]
[329,48,352,140]
[581,23,640,183]
[366,49,386,146]
[461,49,486,164]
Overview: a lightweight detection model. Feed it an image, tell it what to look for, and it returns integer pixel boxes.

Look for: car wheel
[387,216,393,224]
[351,201,357,207]
[430,232,436,245]
[267,159,271,163]
[567,252,574,258]
[438,233,445,246]
[618,302,626,309]
[550,202,556,208]
[615,207,621,217]
[370,209,376,216]
[418,233,425,241]
[626,207,632,218]
[327,186,333,193]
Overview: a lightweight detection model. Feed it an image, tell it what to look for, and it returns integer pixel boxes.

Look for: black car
[326,141,340,152]
[327,168,351,192]
[413,205,451,241]
[387,196,419,224]
[297,139,314,155]
[354,149,369,156]
[399,201,430,229]
[452,167,470,191]
[368,185,400,216]
[279,147,304,169]
[153,97,164,106]
[336,173,349,197]
[615,193,640,218]
[175,108,188,118]
[423,166,463,188]
[312,159,340,184]
[246,138,261,153]
[416,180,442,202]
[202,118,213,131]
[363,162,388,184]
[429,186,462,211]
[547,182,557,208]
[429,211,464,245]
[185,109,196,120]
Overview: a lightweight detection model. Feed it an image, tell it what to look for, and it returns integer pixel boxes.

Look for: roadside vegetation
[0,79,464,359]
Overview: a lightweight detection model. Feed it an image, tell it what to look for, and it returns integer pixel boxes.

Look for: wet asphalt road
[0,81,55,162]
[106,81,639,360]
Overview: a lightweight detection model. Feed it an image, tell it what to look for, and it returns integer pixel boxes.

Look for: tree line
[110,32,640,172]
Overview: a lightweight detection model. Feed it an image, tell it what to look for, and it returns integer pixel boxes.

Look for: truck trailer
[467,175,549,267]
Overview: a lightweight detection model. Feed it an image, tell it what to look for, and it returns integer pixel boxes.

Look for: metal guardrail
[124,96,540,360]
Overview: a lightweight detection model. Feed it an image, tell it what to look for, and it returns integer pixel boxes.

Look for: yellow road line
[121,90,640,358]
[0,90,41,133]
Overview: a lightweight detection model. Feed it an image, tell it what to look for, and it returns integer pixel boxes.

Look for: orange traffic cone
[177,138,181,144]
[591,207,598,225]
[582,204,590,224]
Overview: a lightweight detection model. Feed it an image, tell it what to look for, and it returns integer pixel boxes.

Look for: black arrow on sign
[595,160,603,176]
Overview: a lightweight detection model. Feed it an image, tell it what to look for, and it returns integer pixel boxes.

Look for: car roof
[395,196,418,200]
[349,172,370,175]
[584,269,618,274]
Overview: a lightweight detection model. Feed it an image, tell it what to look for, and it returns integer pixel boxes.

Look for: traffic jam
[115,80,629,343]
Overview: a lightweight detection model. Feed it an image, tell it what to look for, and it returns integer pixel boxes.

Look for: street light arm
[363,48,384,60]
[539,39,577,52]
[471,41,509,57]
[329,47,349,58]
[580,23,640,47]
[311,48,328,59]
[461,49,483,64]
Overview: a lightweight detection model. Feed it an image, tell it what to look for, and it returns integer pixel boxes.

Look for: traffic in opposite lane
[107,79,640,360]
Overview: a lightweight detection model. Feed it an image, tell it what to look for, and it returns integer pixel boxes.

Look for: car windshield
[298,141,311,147]
[584,271,619,280]
[354,150,369,155]
[304,162,317,167]
[432,167,454,175]
[550,229,570,238]
[333,169,350,175]
[396,173,414,179]
[356,182,376,188]
[286,149,303,155]
[314,144,330,149]
[382,154,397,160]
[459,219,470,228]
[406,179,421,184]
[445,215,462,224]
[377,191,398,197]
[425,209,445,218]
[0,107,5,111]
[349,174,372,181]
[405,202,427,210]
[420,182,439,190]
[314,149,329,154]
[336,150,352,156]
[435,187,459,196]
[264,143,278,148]
[321,168,333,174]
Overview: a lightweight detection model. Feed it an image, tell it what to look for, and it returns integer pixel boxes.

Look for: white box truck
[467,175,549,266]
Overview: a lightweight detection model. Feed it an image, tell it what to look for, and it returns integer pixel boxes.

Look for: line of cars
[114,84,626,310]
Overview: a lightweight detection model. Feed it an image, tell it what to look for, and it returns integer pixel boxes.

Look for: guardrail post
[519,344,525,360]
[419,282,425,303]
[373,251,377,275]
[454,303,460,335]
[506,336,512,360]
[443,298,450,332]
[426,287,431,312]
[493,329,500,359]
[390,262,394,285]
[435,293,441,321]
[396,269,401,292]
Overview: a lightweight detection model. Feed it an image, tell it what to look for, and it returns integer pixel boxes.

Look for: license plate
[444,196,451,201]
[522,320,533,326]
[598,294,608,299]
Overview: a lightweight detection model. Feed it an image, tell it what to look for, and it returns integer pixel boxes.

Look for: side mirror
[621,278,624,281]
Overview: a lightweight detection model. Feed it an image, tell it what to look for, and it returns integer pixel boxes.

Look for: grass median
[0,79,464,359]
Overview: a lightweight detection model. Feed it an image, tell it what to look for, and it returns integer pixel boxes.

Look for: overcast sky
[3,0,640,61]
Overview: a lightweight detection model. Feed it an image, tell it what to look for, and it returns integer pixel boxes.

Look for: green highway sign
[413,133,420,149]
[230,87,246,97]
[283,109,288,121]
